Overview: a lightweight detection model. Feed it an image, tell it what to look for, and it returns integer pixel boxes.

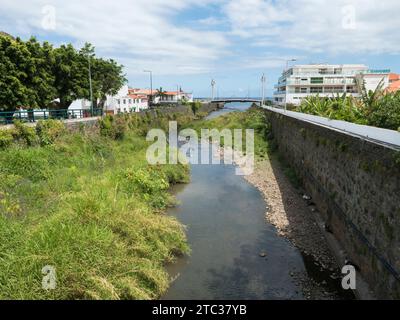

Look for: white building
[273,64,391,106]
[158,91,193,104]
[129,88,194,105]
[105,85,149,115]
[68,85,149,116]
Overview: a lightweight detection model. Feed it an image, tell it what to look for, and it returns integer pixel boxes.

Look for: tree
[79,43,126,110]
[0,36,126,112]
[91,57,126,109]
[24,37,56,109]
[155,87,167,98]
[0,35,31,111]
[51,44,88,109]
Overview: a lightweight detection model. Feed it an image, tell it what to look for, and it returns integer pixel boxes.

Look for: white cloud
[223,0,400,54]
[0,0,229,76]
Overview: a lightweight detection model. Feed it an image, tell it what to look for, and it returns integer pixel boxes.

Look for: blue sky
[1,0,399,97]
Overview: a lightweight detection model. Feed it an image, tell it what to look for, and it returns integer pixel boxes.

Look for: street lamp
[176,84,180,102]
[284,59,297,111]
[87,54,94,116]
[261,73,266,106]
[144,70,153,105]
[211,79,216,101]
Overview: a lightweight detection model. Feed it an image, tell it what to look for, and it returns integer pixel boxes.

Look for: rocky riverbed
[243,157,354,299]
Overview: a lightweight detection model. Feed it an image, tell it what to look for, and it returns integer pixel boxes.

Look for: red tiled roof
[389,73,400,82]
[386,80,400,93]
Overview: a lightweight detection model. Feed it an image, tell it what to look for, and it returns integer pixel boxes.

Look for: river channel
[163,103,352,300]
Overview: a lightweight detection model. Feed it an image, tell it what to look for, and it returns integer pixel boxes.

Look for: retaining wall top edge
[263,106,400,150]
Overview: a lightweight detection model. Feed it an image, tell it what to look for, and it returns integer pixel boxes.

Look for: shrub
[36,120,66,146]
[0,130,14,149]
[296,88,400,131]
[0,147,53,182]
[99,115,127,140]
[12,120,37,146]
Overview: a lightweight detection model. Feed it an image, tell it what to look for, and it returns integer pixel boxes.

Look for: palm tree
[356,76,385,116]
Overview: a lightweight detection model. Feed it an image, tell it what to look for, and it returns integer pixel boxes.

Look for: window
[310,87,323,93]
[129,99,132,104]
[123,99,126,104]
[311,77,323,84]
[117,99,120,105]
[301,88,307,93]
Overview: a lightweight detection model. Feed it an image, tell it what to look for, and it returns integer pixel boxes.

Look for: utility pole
[88,54,94,116]
[261,73,266,106]
[144,70,153,105]
[211,79,216,101]
[284,59,297,112]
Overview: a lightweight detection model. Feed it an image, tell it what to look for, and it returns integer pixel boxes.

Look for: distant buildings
[273,64,399,106]
[386,73,400,93]
[104,85,149,115]
[129,88,194,104]
[68,85,193,115]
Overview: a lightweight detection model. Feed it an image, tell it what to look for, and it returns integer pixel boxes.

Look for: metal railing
[0,108,103,125]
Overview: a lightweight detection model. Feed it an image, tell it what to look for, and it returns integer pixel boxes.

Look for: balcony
[285,78,356,86]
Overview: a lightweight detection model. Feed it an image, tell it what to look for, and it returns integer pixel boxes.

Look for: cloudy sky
[1,0,399,97]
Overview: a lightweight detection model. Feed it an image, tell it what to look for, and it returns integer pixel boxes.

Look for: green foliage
[283,166,302,189]
[99,115,127,140]
[0,35,126,111]
[0,147,53,182]
[0,110,192,300]
[0,130,13,149]
[188,101,202,115]
[296,81,400,130]
[187,106,270,157]
[12,120,37,146]
[36,120,65,146]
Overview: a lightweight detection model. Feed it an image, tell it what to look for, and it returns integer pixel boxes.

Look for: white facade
[158,91,194,104]
[273,64,391,106]
[104,85,149,114]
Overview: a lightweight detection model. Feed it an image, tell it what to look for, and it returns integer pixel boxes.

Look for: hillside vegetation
[0,112,192,299]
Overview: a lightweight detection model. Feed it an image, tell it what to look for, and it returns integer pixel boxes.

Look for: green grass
[186,106,303,189]
[0,114,191,300]
[185,106,271,158]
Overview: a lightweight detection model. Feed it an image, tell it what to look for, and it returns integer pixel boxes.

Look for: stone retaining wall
[266,110,400,299]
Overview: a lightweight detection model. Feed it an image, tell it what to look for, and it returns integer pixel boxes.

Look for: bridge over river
[211,98,262,104]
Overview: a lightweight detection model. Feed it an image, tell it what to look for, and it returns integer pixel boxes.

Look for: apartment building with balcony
[273,64,391,106]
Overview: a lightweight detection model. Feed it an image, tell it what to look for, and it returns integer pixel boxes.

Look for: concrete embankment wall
[265,108,400,299]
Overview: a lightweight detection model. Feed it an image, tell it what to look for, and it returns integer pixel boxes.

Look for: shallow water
[163,103,353,300]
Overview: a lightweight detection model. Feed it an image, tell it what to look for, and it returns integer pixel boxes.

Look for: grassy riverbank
[0,113,192,299]
[186,105,271,158]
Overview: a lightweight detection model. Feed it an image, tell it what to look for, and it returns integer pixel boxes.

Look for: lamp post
[284,59,297,111]
[261,73,266,106]
[144,70,153,105]
[211,79,216,101]
[176,84,180,102]
[88,54,94,116]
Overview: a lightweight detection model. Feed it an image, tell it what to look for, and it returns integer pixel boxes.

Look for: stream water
[163,103,353,300]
